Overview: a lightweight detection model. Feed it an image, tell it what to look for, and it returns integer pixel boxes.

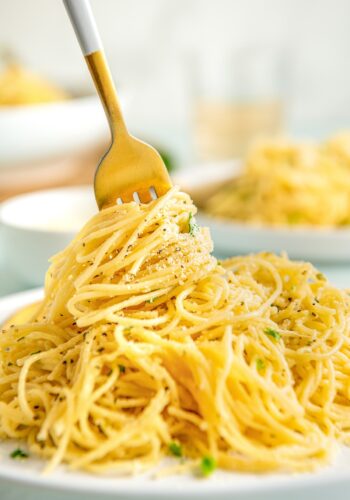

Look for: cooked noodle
[205,133,350,226]
[0,64,68,106]
[1,187,350,475]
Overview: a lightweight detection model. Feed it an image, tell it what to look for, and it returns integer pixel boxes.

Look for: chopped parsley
[118,364,126,373]
[264,327,281,341]
[256,358,265,371]
[30,350,41,356]
[287,212,303,225]
[168,441,183,457]
[316,272,326,281]
[147,297,157,304]
[10,448,29,459]
[188,212,199,237]
[200,455,216,477]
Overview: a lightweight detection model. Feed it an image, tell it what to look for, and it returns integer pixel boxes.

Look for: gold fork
[63,0,172,209]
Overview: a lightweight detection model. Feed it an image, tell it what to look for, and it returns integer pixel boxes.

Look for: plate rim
[197,212,350,236]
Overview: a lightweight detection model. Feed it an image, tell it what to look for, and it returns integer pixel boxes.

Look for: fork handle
[63,0,101,55]
[63,0,128,137]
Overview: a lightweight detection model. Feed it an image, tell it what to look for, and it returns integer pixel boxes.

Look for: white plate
[1,288,350,500]
[174,160,350,263]
[197,213,350,262]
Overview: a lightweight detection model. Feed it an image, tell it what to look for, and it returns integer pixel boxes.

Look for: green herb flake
[118,364,126,373]
[200,455,216,477]
[31,350,41,356]
[264,327,281,341]
[147,297,157,304]
[287,212,303,225]
[256,358,265,371]
[316,272,326,281]
[10,448,29,459]
[168,441,183,458]
[240,191,253,201]
[188,212,199,237]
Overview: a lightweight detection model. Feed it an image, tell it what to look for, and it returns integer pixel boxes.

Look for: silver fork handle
[63,0,102,56]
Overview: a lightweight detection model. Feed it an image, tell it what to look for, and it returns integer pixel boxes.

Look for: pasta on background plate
[205,132,350,227]
[0,63,68,106]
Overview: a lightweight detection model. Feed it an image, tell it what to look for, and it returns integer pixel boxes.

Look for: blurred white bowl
[0,96,109,168]
[0,186,97,285]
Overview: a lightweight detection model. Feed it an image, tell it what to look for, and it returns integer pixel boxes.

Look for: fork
[63,0,172,209]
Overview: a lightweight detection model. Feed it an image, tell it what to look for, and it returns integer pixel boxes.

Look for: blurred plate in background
[197,214,350,262]
[175,160,350,263]
[173,159,240,204]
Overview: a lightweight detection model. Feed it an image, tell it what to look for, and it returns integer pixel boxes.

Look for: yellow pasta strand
[1,187,350,475]
[205,133,350,226]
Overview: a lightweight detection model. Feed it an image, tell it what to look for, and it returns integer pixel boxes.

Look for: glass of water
[190,46,288,161]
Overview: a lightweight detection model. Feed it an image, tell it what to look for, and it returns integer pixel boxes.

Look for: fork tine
[138,189,153,203]
[153,185,170,198]
[121,192,134,203]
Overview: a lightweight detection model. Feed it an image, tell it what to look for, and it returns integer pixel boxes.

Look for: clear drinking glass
[190,46,288,161]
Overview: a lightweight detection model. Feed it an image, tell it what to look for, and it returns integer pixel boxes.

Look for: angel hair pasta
[1,187,350,476]
[205,133,350,227]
